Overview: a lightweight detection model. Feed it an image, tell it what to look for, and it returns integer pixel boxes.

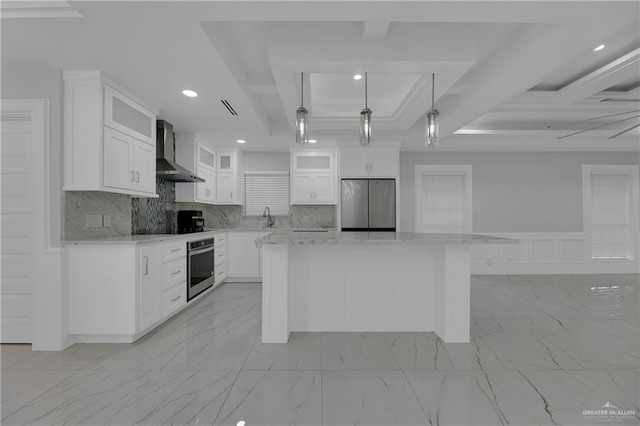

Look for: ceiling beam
[362,21,390,40]
[557,48,640,105]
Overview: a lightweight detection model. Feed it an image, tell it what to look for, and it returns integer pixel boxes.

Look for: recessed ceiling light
[594,44,605,51]
[182,89,198,97]
[308,139,317,143]
[353,74,362,81]
[236,139,246,144]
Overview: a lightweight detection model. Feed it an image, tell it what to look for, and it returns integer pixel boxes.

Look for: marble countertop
[62,228,335,245]
[257,231,518,246]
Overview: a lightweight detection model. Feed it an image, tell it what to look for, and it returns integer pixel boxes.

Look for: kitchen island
[256,231,516,343]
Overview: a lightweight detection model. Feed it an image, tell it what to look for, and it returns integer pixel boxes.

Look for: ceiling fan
[547,98,640,139]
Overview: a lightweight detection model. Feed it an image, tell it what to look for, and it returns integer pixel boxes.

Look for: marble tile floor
[2,275,639,426]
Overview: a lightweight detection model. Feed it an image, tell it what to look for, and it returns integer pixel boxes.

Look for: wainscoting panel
[471,233,638,274]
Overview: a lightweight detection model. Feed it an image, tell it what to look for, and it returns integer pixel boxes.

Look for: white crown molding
[1,1,81,18]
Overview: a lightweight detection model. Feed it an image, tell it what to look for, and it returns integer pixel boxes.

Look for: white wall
[400,151,640,233]
[243,151,289,172]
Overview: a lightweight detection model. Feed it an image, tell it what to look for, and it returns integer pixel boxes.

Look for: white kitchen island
[257,231,516,344]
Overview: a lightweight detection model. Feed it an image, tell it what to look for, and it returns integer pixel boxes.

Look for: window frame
[582,164,639,262]
[414,164,473,234]
[243,171,290,217]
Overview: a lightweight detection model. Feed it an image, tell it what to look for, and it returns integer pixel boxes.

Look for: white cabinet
[63,70,158,197]
[175,136,216,203]
[138,244,162,332]
[291,173,335,204]
[227,232,269,279]
[103,127,155,194]
[67,242,163,341]
[290,149,337,205]
[215,150,243,204]
[214,234,227,284]
[160,239,187,319]
[339,146,399,177]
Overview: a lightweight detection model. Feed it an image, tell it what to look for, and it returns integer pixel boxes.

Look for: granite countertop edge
[257,231,519,246]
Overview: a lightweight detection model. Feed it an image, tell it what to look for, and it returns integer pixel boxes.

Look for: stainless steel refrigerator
[341,179,396,231]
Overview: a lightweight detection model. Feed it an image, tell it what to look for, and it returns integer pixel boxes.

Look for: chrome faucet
[263,206,275,228]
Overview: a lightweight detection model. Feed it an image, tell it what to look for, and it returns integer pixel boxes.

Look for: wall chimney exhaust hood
[156,120,205,183]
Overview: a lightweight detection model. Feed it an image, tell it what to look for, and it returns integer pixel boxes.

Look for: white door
[313,174,335,203]
[1,111,35,342]
[227,232,261,278]
[339,147,368,177]
[368,147,398,177]
[133,139,156,194]
[138,244,162,332]
[291,173,314,203]
[104,127,134,191]
[216,173,235,203]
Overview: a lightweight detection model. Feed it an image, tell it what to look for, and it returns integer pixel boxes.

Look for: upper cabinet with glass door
[215,150,243,205]
[63,70,159,198]
[290,148,337,205]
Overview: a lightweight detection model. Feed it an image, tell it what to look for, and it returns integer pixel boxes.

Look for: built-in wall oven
[187,237,215,301]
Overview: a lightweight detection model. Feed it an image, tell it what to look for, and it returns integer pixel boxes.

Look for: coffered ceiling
[2,1,639,151]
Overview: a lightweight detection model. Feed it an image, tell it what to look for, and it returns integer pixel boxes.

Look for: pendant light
[296,72,309,144]
[360,72,372,145]
[426,73,439,148]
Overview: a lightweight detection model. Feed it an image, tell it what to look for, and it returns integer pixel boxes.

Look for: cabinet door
[227,232,261,278]
[216,173,235,203]
[312,174,335,203]
[292,151,334,173]
[133,140,156,194]
[104,127,134,190]
[291,173,314,203]
[138,244,162,332]
[197,144,215,171]
[195,166,216,203]
[217,151,236,172]
[368,147,398,177]
[104,85,156,145]
[339,147,368,177]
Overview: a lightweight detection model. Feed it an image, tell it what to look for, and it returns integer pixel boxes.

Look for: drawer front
[214,265,226,283]
[214,248,226,264]
[162,240,187,262]
[162,284,186,319]
[162,258,186,290]
[214,234,227,248]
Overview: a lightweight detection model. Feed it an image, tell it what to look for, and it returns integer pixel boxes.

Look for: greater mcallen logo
[583,401,637,423]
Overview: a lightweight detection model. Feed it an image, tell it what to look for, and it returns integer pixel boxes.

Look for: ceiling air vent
[221,99,238,116]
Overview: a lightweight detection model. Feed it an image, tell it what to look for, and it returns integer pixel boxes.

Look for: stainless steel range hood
[156,120,205,183]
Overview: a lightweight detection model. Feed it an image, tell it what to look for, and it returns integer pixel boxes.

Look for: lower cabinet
[67,238,190,343]
[138,244,162,332]
[227,231,269,279]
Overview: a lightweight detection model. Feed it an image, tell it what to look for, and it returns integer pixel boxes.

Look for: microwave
[177,210,204,234]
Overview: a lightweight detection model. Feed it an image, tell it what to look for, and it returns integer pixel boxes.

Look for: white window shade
[590,173,631,259]
[420,174,465,233]
[244,173,290,216]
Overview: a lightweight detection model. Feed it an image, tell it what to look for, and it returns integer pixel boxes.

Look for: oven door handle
[189,245,214,256]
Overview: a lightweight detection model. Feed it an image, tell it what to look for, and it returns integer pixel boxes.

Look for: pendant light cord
[431,73,435,111]
[365,72,368,109]
[301,72,304,107]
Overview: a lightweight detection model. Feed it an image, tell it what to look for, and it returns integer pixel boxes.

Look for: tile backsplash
[176,203,336,230]
[64,181,335,240]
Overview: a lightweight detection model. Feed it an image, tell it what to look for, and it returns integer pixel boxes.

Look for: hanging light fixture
[426,73,439,148]
[296,72,309,144]
[360,72,372,145]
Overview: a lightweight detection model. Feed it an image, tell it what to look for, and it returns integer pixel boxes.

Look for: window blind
[420,174,465,233]
[590,173,631,259]
[244,173,290,216]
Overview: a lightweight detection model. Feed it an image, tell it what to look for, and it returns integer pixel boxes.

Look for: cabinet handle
[217,253,224,258]
[370,164,373,172]
[171,270,181,275]
[170,295,181,302]
[144,256,149,275]
[136,171,140,182]
[230,191,233,199]
[131,171,135,182]
[171,248,181,252]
